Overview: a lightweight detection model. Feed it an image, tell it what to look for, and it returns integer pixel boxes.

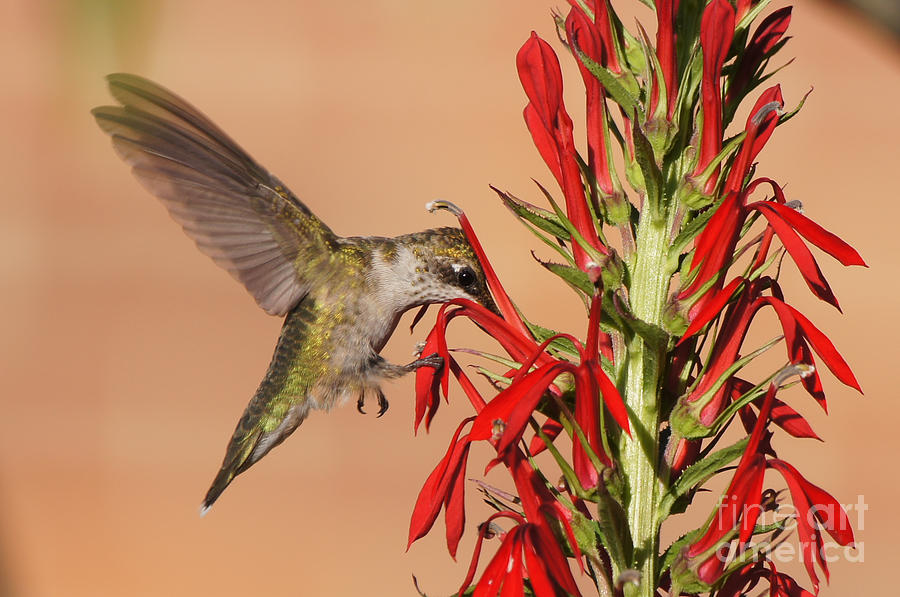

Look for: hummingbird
[92,74,497,513]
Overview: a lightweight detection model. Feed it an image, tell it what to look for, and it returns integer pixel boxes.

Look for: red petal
[724,86,783,193]
[528,417,563,456]
[655,0,677,118]
[574,366,604,487]
[522,530,558,597]
[767,460,827,592]
[414,327,442,433]
[444,450,468,559]
[695,0,735,177]
[760,201,866,267]
[491,364,568,456]
[591,360,630,434]
[527,524,581,596]
[407,419,474,549]
[680,276,743,342]
[499,538,525,597]
[473,528,520,597]
[524,103,563,186]
[679,192,742,300]
[762,298,861,392]
[766,396,821,440]
[517,33,563,132]
[753,202,840,309]
[566,5,617,192]
[777,463,855,547]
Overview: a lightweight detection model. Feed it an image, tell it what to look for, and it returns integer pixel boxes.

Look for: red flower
[517,32,607,269]
[692,0,735,193]
[723,88,784,193]
[679,172,865,316]
[407,417,477,558]
[718,560,815,597]
[457,451,582,597]
[727,7,793,110]
[467,317,629,488]
[565,5,619,200]
[683,376,855,591]
[676,277,860,431]
[653,0,677,119]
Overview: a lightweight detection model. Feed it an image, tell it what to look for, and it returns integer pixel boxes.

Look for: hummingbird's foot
[375,353,444,379]
[409,352,444,371]
[356,388,390,417]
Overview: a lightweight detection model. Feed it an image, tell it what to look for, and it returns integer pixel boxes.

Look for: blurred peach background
[1,1,897,595]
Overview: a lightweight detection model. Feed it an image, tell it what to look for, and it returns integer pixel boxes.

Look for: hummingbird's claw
[357,388,390,417]
[376,389,389,418]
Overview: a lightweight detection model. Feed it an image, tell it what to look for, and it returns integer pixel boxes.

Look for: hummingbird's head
[379,227,499,315]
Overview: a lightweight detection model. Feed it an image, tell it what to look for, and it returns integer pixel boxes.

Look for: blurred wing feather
[92,73,337,316]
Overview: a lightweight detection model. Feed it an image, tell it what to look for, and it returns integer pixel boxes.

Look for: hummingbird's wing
[92,73,338,316]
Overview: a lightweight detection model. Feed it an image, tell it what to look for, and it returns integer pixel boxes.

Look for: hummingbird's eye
[455,266,477,287]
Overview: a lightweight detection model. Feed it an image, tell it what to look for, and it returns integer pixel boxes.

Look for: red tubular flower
[680,170,865,317]
[750,197,866,310]
[677,277,860,430]
[407,417,477,558]
[767,459,855,593]
[414,299,553,432]
[467,328,629,488]
[566,5,618,199]
[692,0,735,193]
[684,378,855,591]
[460,510,581,597]
[680,87,784,307]
[654,0,678,119]
[724,87,784,193]
[517,32,607,269]
[727,7,793,109]
[718,560,815,597]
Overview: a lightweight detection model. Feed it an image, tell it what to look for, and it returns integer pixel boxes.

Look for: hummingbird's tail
[200,302,322,515]
[200,398,310,515]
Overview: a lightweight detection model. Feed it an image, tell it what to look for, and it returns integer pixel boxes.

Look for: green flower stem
[621,209,671,597]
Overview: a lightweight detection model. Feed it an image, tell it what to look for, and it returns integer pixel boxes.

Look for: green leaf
[667,207,716,272]
[777,86,812,127]
[657,436,750,523]
[573,50,641,119]
[533,180,608,266]
[493,185,571,240]
[735,0,774,32]
[659,529,702,575]
[525,321,582,359]
[538,258,594,296]
[632,125,664,221]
